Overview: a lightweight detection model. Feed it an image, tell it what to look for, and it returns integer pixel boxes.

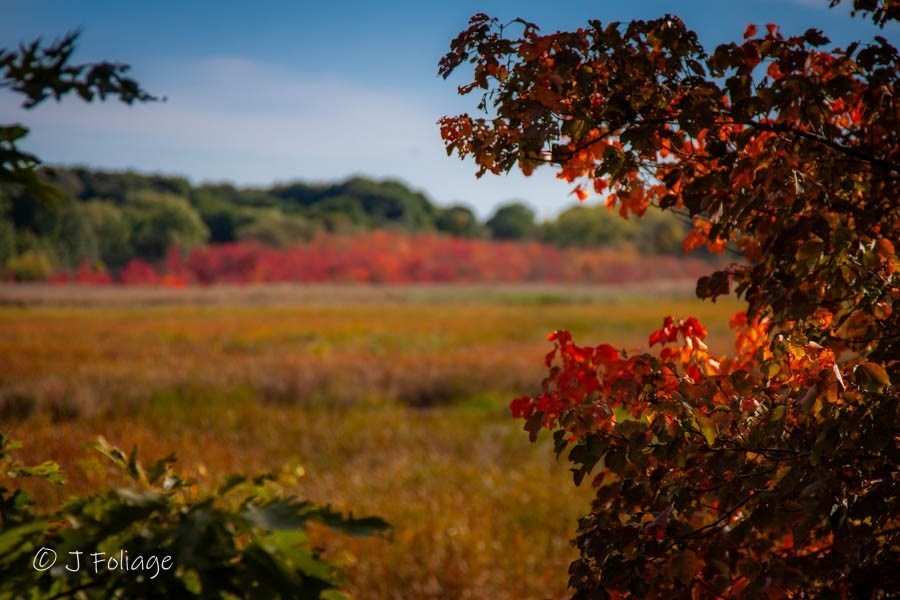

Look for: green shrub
[0,435,388,599]
[4,250,52,281]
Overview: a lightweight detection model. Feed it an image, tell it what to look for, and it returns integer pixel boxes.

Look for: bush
[0,435,388,599]
[4,250,52,281]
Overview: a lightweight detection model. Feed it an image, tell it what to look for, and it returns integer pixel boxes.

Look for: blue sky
[1,1,893,218]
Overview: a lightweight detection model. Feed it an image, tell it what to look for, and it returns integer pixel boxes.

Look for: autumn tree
[440,1,897,597]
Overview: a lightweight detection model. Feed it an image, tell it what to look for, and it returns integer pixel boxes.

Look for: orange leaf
[574,186,590,201]
[683,228,706,253]
[876,238,895,259]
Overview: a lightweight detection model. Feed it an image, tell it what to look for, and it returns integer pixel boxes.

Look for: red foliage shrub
[49,232,716,286]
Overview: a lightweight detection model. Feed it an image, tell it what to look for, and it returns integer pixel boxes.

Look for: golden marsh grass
[1,283,741,598]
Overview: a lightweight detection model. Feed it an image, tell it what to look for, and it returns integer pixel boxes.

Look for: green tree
[201,209,241,243]
[79,200,134,268]
[337,177,436,230]
[636,208,689,255]
[0,192,16,263]
[541,203,632,247]
[0,220,14,264]
[127,191,209,260]
[436,203,482,237]
[1,32,155,275]
[486,201,536,240]
[54,202,99,269]
[271,177,440,231]
[312,194,369,232]
[190,188,243,243]
[57,168,192,204]
[237,209,317,248]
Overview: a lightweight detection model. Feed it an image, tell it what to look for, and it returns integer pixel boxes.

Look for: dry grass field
[0,282,741,598]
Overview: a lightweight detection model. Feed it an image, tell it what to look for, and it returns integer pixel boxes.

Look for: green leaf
[0,124,29,142]
[696,416,717,445]
[0,520,49,556]
[18,461,65,484]
[245,500,313,531]
[311,506,391,537]
[93,436,128,467]
[217,474,247,495]
[126,445,143,482]
[769,405,787,421]
[145,452,177,485]
[262,530,340,583]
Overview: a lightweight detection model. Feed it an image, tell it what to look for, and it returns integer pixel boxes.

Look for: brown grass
[1,283,742,598]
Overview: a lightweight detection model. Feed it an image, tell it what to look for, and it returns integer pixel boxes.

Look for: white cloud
[4,56,577,219]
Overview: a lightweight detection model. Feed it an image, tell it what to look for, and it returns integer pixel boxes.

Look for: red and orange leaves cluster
[507,305,886,597]
[47,231,714,286]
[440,6,897,598]
[512,314,749,434]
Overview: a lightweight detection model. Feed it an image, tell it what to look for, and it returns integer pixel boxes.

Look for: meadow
[0,282,741,599]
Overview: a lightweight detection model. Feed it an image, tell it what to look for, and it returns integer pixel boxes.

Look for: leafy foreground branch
[0,434,388,599]
[441,1,897,598]
[1,31,157,206]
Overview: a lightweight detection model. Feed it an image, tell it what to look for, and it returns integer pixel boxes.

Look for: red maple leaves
[441,7,898,597]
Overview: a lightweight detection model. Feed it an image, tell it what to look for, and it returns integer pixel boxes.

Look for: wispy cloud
[782,0,829,9]
[11,58,431,161]
[4,56,575,218]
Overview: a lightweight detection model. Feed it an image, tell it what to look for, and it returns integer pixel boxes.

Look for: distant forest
[1,167,690,280]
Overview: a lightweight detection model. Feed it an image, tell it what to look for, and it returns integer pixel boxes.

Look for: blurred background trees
[2,166,694,280]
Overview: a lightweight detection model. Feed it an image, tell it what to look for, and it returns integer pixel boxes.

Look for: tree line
[0,167,688,280]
